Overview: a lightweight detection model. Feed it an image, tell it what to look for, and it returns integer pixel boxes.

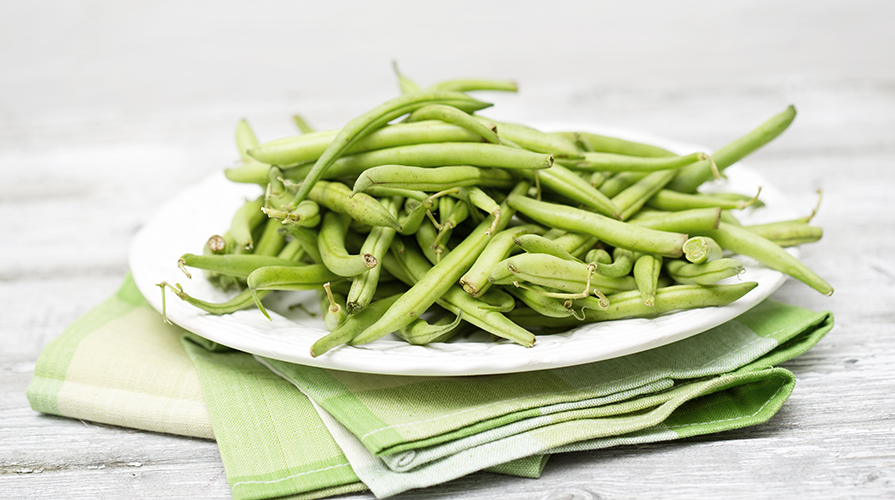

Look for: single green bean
[593,247,635,278]
[628,207,722,233]
[459,224,544,297]
[612,170,679,221]
[230,196,266,251]
[693,222,833,295]
[475,117,582,158]
[598,171,648,198]
[633,254,663,306]
[352,165,514,195]
[515,234,579,261]
[507,194,688,258]
[666,258,745,285]
[177,253,303,279]
[429,79,518,93]
[668,105,797,193]
[318,212,379,277]
[743,221,823,247]
[253,218,287,257]
[565,151,710,173]
[409,105,501,144]
[562,131,676,157]
[396,313,464,345]
[647,189,762,212]
[392,61,422,94]
[585,248,612,265]
[319,282,348,331]
[308,181,401,230]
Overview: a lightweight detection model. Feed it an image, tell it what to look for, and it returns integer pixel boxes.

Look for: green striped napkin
[27,276,833,499]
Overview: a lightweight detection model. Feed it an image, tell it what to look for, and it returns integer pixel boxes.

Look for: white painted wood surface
[2,2,894,498]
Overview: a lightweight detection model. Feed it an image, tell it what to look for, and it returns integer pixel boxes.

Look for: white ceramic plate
[130,125,798,376]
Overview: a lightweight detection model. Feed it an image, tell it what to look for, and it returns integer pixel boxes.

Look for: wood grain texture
[2,2,894,499]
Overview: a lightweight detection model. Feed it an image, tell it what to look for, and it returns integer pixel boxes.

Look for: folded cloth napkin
[27,276,834,499]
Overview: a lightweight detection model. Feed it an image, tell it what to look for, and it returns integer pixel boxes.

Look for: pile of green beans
[159,67,831,356]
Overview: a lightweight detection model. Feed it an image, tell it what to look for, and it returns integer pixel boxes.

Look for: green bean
[409,105,501,144]
[667,105,797,193]
[629,207,722,233]
[308,181,401,230]
[310,293,404,357]
[565,151,710,173]
[396,313,464,345]
[289,91,494,207]
[646,189,762,212]
[505,284,576,318]
[250,121,486,168]
[433,199,469,252]
[490,253,637,295]
[350,182,530,346]
[561,131,677,157]
[230,196,266,251]
[666,258,745,285]
[720,210,743,226]
[347,197,400,313]
[177,253,303,279]
[633,254,663,306]
[598,172,648,198]
[352,165,514,195]
[515,234,579,261]
[507,194,688,258]
[475,117,582,158]
[743,221,823,247]
[515,163,622,218]
[429,79,518,93]
[158,281,265,317]
[292,114,315,134]
[693,222,833,295]
[588,171,607,188]
[459,224,544,297]
[612,170,679,221]
[593,247,635,278]
[683,236,724,264]
[476,287,516,312]
[508,282,759,328]
[318,212,379,277]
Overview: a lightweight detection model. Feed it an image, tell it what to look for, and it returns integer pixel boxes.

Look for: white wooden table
[2,2,894,498]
